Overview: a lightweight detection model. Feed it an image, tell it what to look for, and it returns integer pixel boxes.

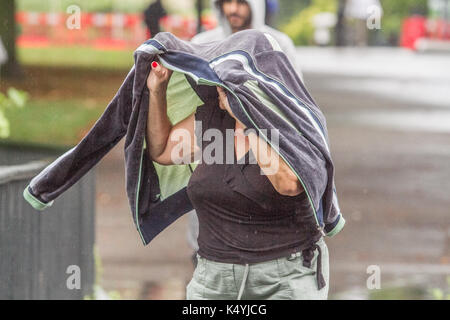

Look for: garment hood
[211,0,266,36]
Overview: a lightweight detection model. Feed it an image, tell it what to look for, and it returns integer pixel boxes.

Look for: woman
[146,60,329,300]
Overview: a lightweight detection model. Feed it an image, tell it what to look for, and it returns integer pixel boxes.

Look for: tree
[281,0,337,45]
[277,0,311,28]
[379,0,428,45]
[0,0,23,79]
[335,0,347,46]
[196,0,204,34]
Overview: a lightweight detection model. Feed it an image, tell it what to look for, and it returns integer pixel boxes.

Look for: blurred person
[143,0,167,38]
[188,0,304,269]
[265,0,279,26]
[146,59,329,299]
[192,0,302,79]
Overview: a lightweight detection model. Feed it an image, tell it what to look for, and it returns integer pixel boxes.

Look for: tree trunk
[196,0,204,34]
[335,0,347,46]
[0,0,23,79]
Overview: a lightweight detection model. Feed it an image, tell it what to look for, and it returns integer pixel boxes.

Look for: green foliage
[281,0,337,45]
[429,276,450,300]
[18,46,134,70]
[280,0,429,46]
[0,88,28,139]
[83,246,122,300]
[17,0,196,14]
[4,98,103,147]
[83,285,122,300]
[379,0,428,44]
[369,285,428,300]
[17,0,148,13]
[275,0,311,28]
[368,277,450,300]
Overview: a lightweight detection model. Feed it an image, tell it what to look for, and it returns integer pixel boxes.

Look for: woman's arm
[217,87,304,197]
[146,62,198,165]
[246,130,303,196]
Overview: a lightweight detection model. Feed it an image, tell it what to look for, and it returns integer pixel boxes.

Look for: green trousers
[186,237,329,300]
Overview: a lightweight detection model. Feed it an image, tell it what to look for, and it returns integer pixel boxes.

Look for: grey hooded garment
[23,30,345,245]
[192,0,303,80]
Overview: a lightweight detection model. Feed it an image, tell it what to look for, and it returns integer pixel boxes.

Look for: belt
[299,243,326,290]
[237,242,326,300]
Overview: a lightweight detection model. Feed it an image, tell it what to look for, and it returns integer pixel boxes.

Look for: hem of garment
[325,215,346,237]
[23,185,54,211]
[197,233,323,265]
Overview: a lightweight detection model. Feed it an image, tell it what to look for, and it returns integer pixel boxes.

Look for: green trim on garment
[326,215,346,237]
[243,80,302,136]
[135,138,147,244]
[23,186,54,211]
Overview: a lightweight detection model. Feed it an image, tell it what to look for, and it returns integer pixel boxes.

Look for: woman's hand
[147,61,173,95]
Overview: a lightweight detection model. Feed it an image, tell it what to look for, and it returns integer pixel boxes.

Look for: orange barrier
[16,11,217,50]
[400,16,427,50]
[400,15,450,50]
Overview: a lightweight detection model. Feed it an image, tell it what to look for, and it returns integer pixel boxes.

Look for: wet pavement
[95,71,450,299]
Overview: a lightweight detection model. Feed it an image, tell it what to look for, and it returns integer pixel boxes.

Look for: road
[95,66,450,299]
[307,72,450,298]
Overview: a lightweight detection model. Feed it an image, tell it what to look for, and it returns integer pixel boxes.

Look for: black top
[186,102,321,264]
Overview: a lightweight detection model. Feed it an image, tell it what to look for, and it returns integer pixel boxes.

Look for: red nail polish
[152,61,158,68]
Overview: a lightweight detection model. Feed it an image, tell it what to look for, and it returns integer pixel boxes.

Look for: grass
[1,47,131,148]
[3,98,104,148]
[18,46,134,70]
[17,0,148,14]
[16,0,196,14]
[369,285,430,300]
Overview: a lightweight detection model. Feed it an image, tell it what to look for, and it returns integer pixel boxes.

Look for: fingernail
[152,61,159,69]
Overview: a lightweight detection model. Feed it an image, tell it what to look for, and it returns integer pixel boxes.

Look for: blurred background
[0,0,449,300]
